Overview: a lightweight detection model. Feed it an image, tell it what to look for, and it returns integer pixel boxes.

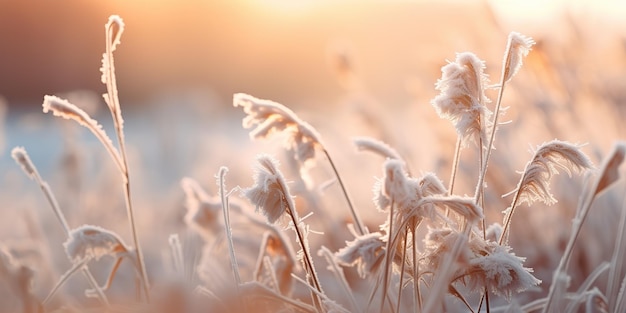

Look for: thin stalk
[287,209,324,311]
[395,227,409,313]
[607,184,626,312]
[412,226,422,313]
[119,166,150,301]
[498,170,527,245]
[323,148,367,236]
[380,200,396,313]
[101,15,150,301]
[473,43,514,204]
[218,167,242,287]
[542,176,602,312]
[281,183,324,312]
[448,137,462,195]
[43,259,89,305]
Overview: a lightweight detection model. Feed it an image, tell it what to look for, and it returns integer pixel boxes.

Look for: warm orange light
[251,0,323,16]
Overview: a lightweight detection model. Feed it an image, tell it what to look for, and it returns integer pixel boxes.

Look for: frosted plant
[432,52,492,146]
[335,232,385,279]
[475,32,535,204]
[500,140,592,244]
[234,93,366,236]
[12,146,110,306]
[234,93,322,166]
[42,95,123,173]
[422,227,474,275]
[42,15,150,300]
[502,32,536,83]
[462,244,541,300]
[242,154,325,310]
[64,225,132,263]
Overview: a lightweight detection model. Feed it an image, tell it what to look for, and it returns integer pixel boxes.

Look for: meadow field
[0,1,625,312]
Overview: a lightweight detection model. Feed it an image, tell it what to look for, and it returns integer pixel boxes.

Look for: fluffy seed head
[505,140,592,209]
[234,93,322,166]
[432,52,492,145]
[243,155,291,224]
[64,225,130,262]
[465,245,541,300]
[503,32,535,83]
[335,232,385,278]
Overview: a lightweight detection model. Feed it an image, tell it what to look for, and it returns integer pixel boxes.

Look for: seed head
[64,225,130,263]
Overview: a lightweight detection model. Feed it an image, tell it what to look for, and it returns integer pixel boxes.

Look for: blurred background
[1,0,625,106]
[1,0,625,310]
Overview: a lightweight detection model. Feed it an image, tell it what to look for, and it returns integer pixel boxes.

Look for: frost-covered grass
[2,13,626,313]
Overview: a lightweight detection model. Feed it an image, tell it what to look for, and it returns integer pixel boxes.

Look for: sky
[0,0,624,107]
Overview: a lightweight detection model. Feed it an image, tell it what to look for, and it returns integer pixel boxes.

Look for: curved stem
[323,148,367,236]
[218,167,242,287]
[103,17,150,301]
[448,138,462,195]
[411,224,422,313]
[498,169,527,245]
[279,177,324,312]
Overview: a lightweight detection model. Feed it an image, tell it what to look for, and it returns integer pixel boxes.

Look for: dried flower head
[432,52,492,145]
[181,177,223,238]
[505,140,592,209]
[335,232,385,278]
[464,245,541,300]
[503,32,535,83]
[64,225,130,263]
[11,147,38,179]
[243,155,292,224]
[234,93,323,166]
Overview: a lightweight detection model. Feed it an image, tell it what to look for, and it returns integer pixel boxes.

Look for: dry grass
[2,11,626,313]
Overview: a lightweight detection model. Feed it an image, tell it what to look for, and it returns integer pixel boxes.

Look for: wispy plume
[504,140,592,208]
[502,32,535,83]
[432,52,492,145]
[500,140,592,244]
[234,93,322,166]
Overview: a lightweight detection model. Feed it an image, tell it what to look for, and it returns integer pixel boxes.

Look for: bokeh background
[1,0,625,311]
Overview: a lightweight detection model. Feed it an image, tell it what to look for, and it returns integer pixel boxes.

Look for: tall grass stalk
[243,155,325,311]
[11,147,110,307]
[217,167,242,288]
[607,181,626,312]
[322,148,367,236]
[100,15,150,301]
[473,32,534,203]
